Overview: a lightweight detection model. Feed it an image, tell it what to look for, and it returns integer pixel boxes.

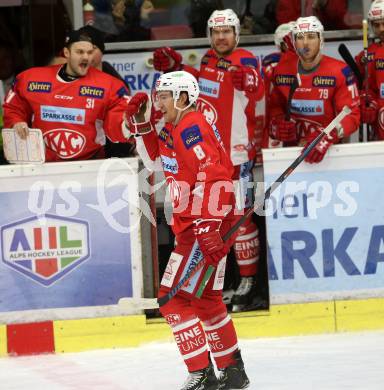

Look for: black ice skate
[180,362,219,390]
[218,350,250,389]
[231,276,255,312]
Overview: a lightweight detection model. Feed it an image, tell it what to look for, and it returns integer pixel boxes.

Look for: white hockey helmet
[155,71,199,110]
[292,16,324,49]
[207,9,240,45]
[368,0,384,22]
[274,22,295,49]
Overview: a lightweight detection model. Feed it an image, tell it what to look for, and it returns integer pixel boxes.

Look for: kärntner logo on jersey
[1,214,90,286]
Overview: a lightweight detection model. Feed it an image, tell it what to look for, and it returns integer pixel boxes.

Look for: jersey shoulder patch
[180,125,203,149]
[341,66,356,86]
[240,57,258,68]
[262,52,281,67]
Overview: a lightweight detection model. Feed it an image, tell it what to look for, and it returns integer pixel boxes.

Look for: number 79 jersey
[270,54,360,141]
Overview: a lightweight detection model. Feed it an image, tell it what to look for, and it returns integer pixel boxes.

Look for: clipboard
[2,128,46,164]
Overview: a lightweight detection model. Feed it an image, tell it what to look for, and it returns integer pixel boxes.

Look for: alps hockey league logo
[1,214,90,286]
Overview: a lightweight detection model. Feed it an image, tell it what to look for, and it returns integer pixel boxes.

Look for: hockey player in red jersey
[125,71,250,389]
[3,29,130,162]
[354,0,384,137]
[152,9,265,311]
[262,21,297,150]
[269,16,360,162]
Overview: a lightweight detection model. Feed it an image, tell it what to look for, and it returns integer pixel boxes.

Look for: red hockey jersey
[184,48,264,166]
[262,50,298,148]
[359,44,384,139]
[3,65,129,161]
[355,42,382,92]
[136,110,235,235]
[270,55,360,141]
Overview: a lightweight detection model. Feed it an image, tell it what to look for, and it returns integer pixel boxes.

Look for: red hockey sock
[159,289,209,372]
[203,314,239,369]
[172,317,209,372]
[234,217,260,276]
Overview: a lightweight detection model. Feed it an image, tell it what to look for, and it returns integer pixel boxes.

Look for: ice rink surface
[1,331,384,390]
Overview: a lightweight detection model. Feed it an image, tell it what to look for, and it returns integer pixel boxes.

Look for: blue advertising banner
[263,143,384,304]
[0,158,143,312]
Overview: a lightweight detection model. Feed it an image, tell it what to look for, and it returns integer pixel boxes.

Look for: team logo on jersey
[341,66,356,85]
[275,74,296,86]
[366,52,374,63]
[312,76,336,87]
[198,78,220,98]
[1,214,90,286]
[44,128,86,159]
[181,125,203,149]
[375,58,384,70]
[196,97,218,125]
[166,176,182,209]
[240,57,258,68]
[159,127,173,148]
[27,81,52,93]
[295,117,323,138]
[216,58,231,70]
[161,155,179,174]
[117,86,129,97]
[262,53,280,67]
[291,99,324,116]
[201,54,210,65]
[41,106,85,124]
[55,94,73,100]
[378,107,384,129]
[79,85,105,99]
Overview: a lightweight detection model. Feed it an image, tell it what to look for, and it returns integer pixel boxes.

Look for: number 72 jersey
[270,54,360,141]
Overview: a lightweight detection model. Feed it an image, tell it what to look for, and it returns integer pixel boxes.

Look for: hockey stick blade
[118,297,159,310]
[338,43,363,90]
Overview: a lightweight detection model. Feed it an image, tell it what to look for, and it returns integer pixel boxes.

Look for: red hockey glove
[270,118,297,142]
[124,92,153,137]
[304,130,338,164]
[230,66,259,93]
[193,219,230,267]
[360,93,378,124]
[153,47,182,72]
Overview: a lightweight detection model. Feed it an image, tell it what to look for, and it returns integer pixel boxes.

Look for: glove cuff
[193,218,223,236]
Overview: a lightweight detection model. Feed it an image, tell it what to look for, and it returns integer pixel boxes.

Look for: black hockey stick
[119,106,352,310]
[362,19,374,142]
[222,106,351,243]
[285,76,299,121]
[338,43,364,90]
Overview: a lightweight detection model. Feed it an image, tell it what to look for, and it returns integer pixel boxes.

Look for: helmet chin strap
[173,99,193,125]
